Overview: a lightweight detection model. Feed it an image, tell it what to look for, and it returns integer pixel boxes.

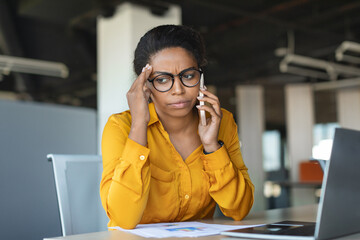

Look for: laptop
[221,128,360,240]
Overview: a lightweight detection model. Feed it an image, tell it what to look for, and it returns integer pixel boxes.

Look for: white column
[285,84,315,206]
[235,85,265,212]
[337,89,360,130]
[285,84,314,181]
[97,3,181,153]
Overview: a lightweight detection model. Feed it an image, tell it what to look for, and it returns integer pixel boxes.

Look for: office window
[263,130,281,172]
[283,141,290,170]
[312,123,339,160]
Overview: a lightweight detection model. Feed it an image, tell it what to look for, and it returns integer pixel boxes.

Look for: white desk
[44,205,360,240]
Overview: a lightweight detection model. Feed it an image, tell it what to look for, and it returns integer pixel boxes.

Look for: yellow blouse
[100,103,254,229]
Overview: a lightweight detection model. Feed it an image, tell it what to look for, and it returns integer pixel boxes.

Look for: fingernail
[197,96,203,99]
[142,67,145,72]
[145,63,149,68]
[147,65,152,70]
[196,105,200,108]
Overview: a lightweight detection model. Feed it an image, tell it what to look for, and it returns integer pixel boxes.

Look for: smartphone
[199,73,206,126]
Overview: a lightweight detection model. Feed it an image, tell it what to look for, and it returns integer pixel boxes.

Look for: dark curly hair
[133,25,207,76]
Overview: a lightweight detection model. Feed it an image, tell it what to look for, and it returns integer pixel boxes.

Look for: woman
[100,25,254,229]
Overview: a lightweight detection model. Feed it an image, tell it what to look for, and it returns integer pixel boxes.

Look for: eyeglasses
[148,67,203,92]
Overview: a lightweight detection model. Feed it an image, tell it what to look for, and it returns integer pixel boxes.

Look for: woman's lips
[168,100,190,108]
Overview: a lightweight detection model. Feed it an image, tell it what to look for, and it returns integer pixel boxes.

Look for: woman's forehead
[149,47,197,72]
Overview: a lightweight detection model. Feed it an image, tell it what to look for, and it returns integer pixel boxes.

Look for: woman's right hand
[127,64,152,125]
[127,64,152,146]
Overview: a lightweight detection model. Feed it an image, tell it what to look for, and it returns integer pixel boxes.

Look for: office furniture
[0,100,97,240]
[43,204,360,240]
[317,159,327,171]
[48,154,108,236]
[266,180,322,209]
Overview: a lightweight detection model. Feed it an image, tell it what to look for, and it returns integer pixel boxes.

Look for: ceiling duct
[0,55,69,78]
[280,53,360,81]
[312,77,360,91]
[335,41,360,65]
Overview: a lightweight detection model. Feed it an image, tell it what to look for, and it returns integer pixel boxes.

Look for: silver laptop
[221,128,360,240]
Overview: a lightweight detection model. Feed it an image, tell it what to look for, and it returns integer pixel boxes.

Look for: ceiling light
[0,55,69,78]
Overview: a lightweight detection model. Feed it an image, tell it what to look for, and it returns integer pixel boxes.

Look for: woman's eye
[183,74,194,79]
[155,76,170,84]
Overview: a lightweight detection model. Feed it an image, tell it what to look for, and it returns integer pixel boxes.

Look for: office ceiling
[1,0,360,123]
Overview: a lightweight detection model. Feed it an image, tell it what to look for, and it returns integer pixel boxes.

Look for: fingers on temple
[131,64,152,90]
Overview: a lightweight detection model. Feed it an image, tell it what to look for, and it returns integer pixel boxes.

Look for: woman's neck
[157,108,198,135]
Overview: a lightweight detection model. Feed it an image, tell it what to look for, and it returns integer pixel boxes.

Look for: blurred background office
[1,0,360,240]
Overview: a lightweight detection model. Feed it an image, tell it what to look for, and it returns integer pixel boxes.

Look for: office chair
[48,154,108,236]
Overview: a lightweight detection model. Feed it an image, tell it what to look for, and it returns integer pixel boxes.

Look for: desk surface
[44,205,360,240]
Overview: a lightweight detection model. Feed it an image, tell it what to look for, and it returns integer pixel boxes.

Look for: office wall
[337,88,360,130]
[0,100,97,240]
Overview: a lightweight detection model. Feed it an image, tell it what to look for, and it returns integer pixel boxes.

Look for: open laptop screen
[222,128,360,240]
[315,128,360,239]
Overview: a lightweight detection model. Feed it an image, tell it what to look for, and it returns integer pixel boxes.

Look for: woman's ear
[146,83,153,103]
[148,92,153,103]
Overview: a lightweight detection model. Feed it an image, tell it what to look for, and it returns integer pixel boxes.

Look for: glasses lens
[181,69,201,87]
[153,74,173,92]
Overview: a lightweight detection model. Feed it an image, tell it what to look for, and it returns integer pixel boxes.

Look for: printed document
[109,221,260,238]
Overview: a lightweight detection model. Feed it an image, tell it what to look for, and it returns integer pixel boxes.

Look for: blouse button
[139,155,146,161]
[185,194,189,199]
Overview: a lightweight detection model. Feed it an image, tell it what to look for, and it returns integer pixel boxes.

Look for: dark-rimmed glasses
[147,67,203,92]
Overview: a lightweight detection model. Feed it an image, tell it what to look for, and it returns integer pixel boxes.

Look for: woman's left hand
[197,88,223,153]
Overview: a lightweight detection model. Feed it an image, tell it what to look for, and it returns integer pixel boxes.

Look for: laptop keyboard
[271,221,315,236]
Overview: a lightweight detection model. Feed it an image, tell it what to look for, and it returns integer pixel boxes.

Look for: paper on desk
[109,221,261,238]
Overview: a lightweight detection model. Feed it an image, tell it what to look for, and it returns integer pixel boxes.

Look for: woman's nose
[171,76,185,95]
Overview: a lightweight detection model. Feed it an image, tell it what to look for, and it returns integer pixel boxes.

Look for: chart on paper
[109,221,262,238]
